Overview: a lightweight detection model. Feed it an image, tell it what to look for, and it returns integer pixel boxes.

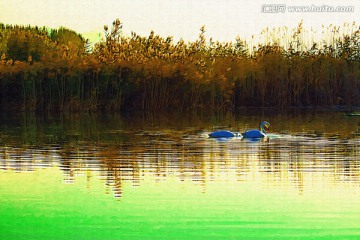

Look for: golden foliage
[0,20,359,111]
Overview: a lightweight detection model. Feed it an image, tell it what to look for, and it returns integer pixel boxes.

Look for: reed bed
[0,20,359,112]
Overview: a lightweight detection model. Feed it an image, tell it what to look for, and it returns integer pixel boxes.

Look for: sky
[0,0,359,43]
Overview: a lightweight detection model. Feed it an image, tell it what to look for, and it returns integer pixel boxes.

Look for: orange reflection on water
[1,129,359,198]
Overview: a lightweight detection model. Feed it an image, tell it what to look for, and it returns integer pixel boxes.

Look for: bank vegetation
[0,20,359,112]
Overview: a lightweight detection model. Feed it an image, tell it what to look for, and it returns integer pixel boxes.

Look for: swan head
[260,121,270,134]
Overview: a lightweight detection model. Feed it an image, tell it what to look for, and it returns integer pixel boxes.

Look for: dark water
[0,110,359,239]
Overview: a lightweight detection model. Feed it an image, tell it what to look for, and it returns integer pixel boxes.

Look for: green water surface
[0,111,360,239]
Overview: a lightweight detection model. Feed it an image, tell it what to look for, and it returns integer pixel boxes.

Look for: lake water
[0,110,360,239]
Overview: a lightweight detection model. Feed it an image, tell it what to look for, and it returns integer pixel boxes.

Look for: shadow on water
[0,110,359,198]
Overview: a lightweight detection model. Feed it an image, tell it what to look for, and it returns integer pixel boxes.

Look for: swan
[242,121,270,138]
[208,130,239,138]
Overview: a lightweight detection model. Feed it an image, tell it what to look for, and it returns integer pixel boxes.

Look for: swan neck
[262,128,267,134]
[260,125,267,134]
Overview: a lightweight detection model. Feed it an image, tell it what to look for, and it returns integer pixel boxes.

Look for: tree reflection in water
[0,127,359,198]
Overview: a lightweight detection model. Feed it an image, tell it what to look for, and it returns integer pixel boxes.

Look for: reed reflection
[0,129,359,198]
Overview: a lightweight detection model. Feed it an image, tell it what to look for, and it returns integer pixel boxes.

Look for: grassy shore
[0,20,359,112]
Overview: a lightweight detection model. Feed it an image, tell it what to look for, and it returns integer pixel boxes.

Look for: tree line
[0,20,359,112]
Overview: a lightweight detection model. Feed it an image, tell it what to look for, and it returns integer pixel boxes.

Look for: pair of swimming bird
[209,121,270,139]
